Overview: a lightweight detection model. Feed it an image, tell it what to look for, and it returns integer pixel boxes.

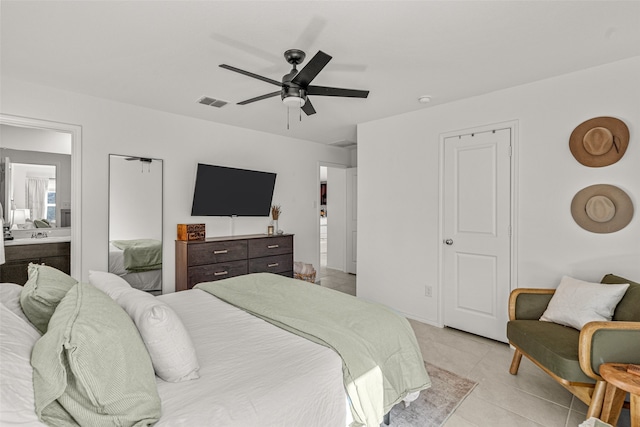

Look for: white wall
[1,77,351,292]
[1,124,72,154]
[358,56,640,326]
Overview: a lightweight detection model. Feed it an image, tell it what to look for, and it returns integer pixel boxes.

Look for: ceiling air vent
[197,96,228,108]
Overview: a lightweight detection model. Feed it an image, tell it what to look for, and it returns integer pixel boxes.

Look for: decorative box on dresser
[175,233,294,291]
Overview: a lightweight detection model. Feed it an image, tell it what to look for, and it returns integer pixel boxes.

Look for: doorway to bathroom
[318,164,347,272]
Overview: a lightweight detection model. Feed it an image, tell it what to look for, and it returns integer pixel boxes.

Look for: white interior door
[346,168,357,274]
[443,128,511,342]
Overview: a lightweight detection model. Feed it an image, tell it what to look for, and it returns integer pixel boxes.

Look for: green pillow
[33,219,51,228]
[20,263,78,334]
[31,282,161,426]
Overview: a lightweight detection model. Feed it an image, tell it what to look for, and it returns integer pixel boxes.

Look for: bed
[0,271,430,427]
[109,240,162,293]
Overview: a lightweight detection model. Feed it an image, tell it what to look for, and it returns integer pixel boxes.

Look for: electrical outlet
[425,285,433,297]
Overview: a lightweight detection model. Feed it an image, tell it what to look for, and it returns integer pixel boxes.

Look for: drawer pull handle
[267,245,279,249]
[267,263,279,268]
[213,249,228,254]
[214,271,229,276]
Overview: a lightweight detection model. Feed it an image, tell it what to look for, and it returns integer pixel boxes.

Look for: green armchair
[507,274,640,423]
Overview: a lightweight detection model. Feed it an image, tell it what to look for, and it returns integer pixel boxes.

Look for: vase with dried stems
[271,205,282,234]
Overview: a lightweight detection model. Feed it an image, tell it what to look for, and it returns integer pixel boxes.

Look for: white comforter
[155,289,349,427]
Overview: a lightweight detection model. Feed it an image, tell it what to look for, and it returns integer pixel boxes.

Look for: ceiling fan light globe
[282,96,306,108]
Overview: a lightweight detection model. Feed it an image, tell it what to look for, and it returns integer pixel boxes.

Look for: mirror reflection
[108,155,163,295]
[0,125,72,234]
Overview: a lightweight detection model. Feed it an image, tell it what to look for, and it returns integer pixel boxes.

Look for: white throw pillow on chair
[540,275,629,330]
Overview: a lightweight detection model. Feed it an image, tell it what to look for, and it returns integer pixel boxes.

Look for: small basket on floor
[294,271,316,283]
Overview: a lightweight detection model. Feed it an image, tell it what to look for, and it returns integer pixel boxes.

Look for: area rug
[388,362,477,427]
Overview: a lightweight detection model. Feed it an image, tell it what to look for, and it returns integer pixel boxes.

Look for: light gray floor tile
[468,346,573,408]
[471,378,570,426]
[570,395,589,415]
[455,393,546,427]
[566,409,588,427]
[443,413,480,427]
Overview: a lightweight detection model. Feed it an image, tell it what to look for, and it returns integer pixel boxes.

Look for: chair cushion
[507,319,594,384]
[601,274,640,322]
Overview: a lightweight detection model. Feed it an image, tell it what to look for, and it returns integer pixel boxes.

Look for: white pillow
[540,276,629,330]
[89,270,131,296]
[0,282,37,329]
[89,271,200,382]
[0,304,45,425]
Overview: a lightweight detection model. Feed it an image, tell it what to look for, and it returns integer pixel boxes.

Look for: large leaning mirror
[108,155,163,295]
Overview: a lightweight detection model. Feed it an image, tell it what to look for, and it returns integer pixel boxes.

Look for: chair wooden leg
[509,349,523,375]
[601,382,626,426]
[586,380,607,419]
[630,393,639,427]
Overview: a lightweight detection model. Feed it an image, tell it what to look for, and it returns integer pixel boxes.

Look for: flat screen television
[190,163,277,217]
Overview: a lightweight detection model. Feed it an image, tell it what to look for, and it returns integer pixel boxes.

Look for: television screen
[190,163,277,217]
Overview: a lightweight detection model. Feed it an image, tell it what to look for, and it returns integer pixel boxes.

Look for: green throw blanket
[112,239,162,272]
[195,273,431,427]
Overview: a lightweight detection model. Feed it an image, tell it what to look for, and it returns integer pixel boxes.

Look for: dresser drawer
[248,254,293,275]
[187,260,248,288]
[188,240,247,266]
[247,235,293,258]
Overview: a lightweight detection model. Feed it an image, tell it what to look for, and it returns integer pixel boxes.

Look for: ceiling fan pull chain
[299,105,302,122]
[287,107,290,130]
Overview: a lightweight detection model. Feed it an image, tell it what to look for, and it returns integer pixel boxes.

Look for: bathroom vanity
[1,238,71,285]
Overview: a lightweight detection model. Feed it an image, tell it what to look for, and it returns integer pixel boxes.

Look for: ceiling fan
[219,49,369,116]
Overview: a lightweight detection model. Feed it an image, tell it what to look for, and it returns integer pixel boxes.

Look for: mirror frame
[0,114,82,280]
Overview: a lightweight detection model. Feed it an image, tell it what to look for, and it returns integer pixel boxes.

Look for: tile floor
[316,266,631,427]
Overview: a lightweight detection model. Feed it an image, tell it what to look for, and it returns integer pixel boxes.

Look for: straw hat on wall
[569,117,629,167]
[571,184,633,233]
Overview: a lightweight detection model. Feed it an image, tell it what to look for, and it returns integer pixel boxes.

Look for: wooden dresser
[175,233,293,291]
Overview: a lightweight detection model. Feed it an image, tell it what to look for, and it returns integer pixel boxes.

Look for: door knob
[444,239,453,245]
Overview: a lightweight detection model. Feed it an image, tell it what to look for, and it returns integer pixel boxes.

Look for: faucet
[31,231,48,239]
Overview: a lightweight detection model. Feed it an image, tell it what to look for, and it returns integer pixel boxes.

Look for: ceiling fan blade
[307,85,369,98]
[237,91,281,105]
[219,64,282,87]
[302,98,316,116]
[291,51,332,87]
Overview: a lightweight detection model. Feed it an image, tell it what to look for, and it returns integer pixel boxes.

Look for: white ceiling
[2,1,640,146]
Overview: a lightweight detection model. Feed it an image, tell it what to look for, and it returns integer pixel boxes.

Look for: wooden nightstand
[600,363,640,427]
